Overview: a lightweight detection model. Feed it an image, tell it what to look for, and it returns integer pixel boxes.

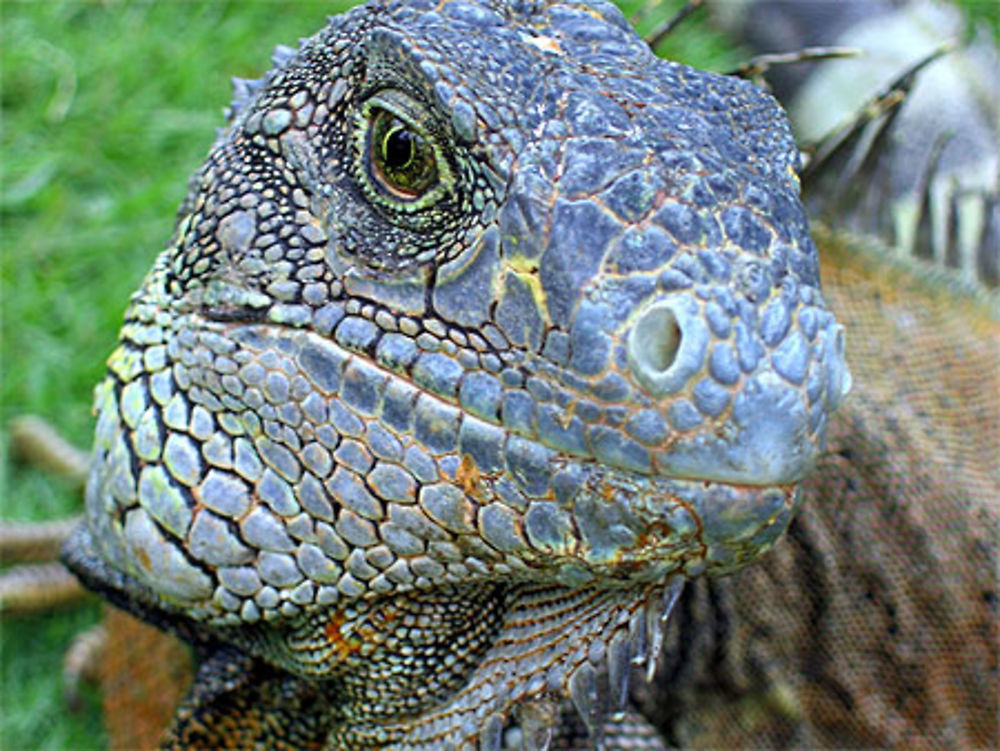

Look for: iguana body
[65,0,854,746]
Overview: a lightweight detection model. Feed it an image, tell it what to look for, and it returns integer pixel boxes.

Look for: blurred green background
[0,1,995,748]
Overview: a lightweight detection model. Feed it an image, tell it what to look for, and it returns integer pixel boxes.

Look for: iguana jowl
[63,0,851,746]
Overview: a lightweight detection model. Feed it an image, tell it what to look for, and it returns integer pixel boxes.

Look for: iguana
[48,1,997,746]
[59,0,854,747]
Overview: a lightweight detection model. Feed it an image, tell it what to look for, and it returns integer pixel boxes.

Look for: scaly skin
[62,1,850,747]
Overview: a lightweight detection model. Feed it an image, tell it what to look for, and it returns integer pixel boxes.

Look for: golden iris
[369,109,438,199]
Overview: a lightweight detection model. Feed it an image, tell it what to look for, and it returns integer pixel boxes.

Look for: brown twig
[0,562,90,615]
[9,414,89,487]
[0,515,83,564]
[644,0,704,50]
[728,46,861,81]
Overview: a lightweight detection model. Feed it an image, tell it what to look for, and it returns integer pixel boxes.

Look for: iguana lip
[560,467,802,580]
[648,371,824,487]
[651,454,816,488]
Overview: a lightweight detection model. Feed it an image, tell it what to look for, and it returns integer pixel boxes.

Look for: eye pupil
[384,126,415,169]
[366,107,440,200]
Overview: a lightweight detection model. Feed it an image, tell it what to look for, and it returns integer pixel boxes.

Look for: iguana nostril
[627,299,708,398]
[633,306,682,374]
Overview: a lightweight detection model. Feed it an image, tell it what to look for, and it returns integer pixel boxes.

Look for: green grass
[0,2,736,747]
[958,0,1000,37]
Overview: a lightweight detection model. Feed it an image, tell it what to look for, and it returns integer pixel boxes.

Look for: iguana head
[65,0,850,745]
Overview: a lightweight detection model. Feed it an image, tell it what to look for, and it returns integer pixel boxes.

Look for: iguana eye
[369,109,438,198]
[355,90,452,212]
